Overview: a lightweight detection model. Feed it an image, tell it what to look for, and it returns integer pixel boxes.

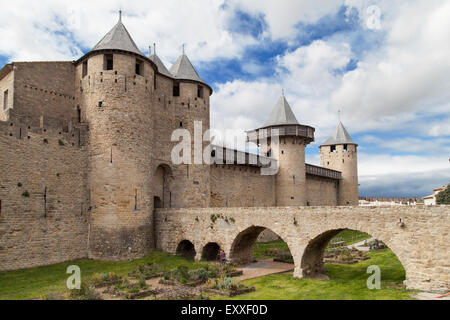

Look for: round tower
[320,121,359,206]
[247,94,315,206]
[74,13,158,260]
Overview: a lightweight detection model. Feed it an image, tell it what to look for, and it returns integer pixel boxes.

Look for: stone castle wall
[305,174,339,206]
[210,164,275,207]
[0,124,88,271]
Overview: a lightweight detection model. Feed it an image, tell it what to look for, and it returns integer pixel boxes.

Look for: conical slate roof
[91,14,144,57]
[169,53,205,83]
[263,94,300,127]
[321,121,356,146]
[150,52,172,78]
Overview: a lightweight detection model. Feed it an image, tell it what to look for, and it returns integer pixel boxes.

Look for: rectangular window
[173,82,180,97]
[82,60,88,77]
[343,144,348,152]
[135,59,143,76]
[197,85,203,98]
[104,54,114,70]
[330,145,336,152]
[3,90,8,111]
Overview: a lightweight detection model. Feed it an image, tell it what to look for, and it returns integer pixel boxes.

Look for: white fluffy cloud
[0,0,257,63]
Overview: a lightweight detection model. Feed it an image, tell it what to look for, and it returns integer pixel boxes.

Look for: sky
[0,0,449,198]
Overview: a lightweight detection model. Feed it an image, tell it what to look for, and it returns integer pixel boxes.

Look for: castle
[0,14,358,271]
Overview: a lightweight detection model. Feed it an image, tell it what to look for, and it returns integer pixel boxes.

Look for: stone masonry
[155,205,450,293]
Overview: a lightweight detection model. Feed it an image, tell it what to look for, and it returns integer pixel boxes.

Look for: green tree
[436,184,450,205]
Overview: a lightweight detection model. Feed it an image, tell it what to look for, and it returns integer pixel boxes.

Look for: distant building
[422,186,448,205]
[359,196,419,206]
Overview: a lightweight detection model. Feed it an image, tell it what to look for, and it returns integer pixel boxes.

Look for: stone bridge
[155,206,449,293]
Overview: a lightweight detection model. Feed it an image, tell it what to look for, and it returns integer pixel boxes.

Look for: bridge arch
[300,226,408,282]
[176,239,196,260]
[202,242,221,261]
[229,225,296,266]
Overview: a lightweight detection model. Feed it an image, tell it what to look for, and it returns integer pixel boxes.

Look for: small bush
[58,139,64,146]
[22,191,30,198]
[69,283,102,300]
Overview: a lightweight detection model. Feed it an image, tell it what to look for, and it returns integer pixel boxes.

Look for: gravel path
[235,259,294,281]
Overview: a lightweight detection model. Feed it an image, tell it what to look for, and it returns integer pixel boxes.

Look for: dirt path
[347,238,375,252]
[235,259,294,281]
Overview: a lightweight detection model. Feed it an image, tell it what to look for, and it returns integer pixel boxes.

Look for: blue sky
[0,0,449,198]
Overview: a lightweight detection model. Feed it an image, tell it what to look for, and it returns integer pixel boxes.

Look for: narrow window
[104,54,114,70]
[330,145,336,152]
[3,89,8,111]
[343,144,348,152]
[82,61,88,77]
[77,106,81,123]
[173,82,180,97]
[135,59,143,76]
[197,85,203,98]
[154,75,157,90]
[180,122,183,128]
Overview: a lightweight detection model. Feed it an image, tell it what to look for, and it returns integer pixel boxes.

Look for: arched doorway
[176,240,196,260]
[202,243,221,261]
[154,164,172,209]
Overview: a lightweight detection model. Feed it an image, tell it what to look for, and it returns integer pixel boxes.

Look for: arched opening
[230,226,293,267]
[154,196,163,209]
[202,242,220,261]
[176,240,196,260]
[154,164,172,209]
[301,229,406,281]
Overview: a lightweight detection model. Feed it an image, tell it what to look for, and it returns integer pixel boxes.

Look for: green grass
[332,230,372,245]
[212,249,414,300]
[0,250,209,300]
[254,241,290,258]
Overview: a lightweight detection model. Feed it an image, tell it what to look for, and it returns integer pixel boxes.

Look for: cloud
[0,0,257,63]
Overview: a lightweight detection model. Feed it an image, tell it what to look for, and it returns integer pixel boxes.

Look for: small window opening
[180,122,183,128]
[330,145,336,152]
[82,61,88,78]
[77,106,81,122]
[3,89,8,111]
[173,82,180,97]
[343,144,348,152]
[98,101,103,108]
[135,59,143,75]
[197,85,204,98]
[104,54,114,70]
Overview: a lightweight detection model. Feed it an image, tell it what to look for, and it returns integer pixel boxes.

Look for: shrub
[436,185,450,205]
[58,139,64,146]
[69,283,102,300]
[22,191,30,198]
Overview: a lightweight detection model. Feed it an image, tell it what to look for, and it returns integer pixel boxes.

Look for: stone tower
[247,94,315,206]
[320,121,359,206]
[150,45,212,209]
[75,13,157,260]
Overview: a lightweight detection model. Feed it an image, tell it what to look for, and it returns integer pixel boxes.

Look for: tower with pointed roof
[247,93,315,206]
[320,121,359,205]
[74,12,161,260]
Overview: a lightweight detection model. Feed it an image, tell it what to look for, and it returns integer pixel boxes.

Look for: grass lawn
[0,250,209,300]
[213,249,414,300]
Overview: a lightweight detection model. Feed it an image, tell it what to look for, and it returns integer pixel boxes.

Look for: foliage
[436,185,450,205]
[21,191,30,198]
[68,282,102,300]
[0,250,210,300]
